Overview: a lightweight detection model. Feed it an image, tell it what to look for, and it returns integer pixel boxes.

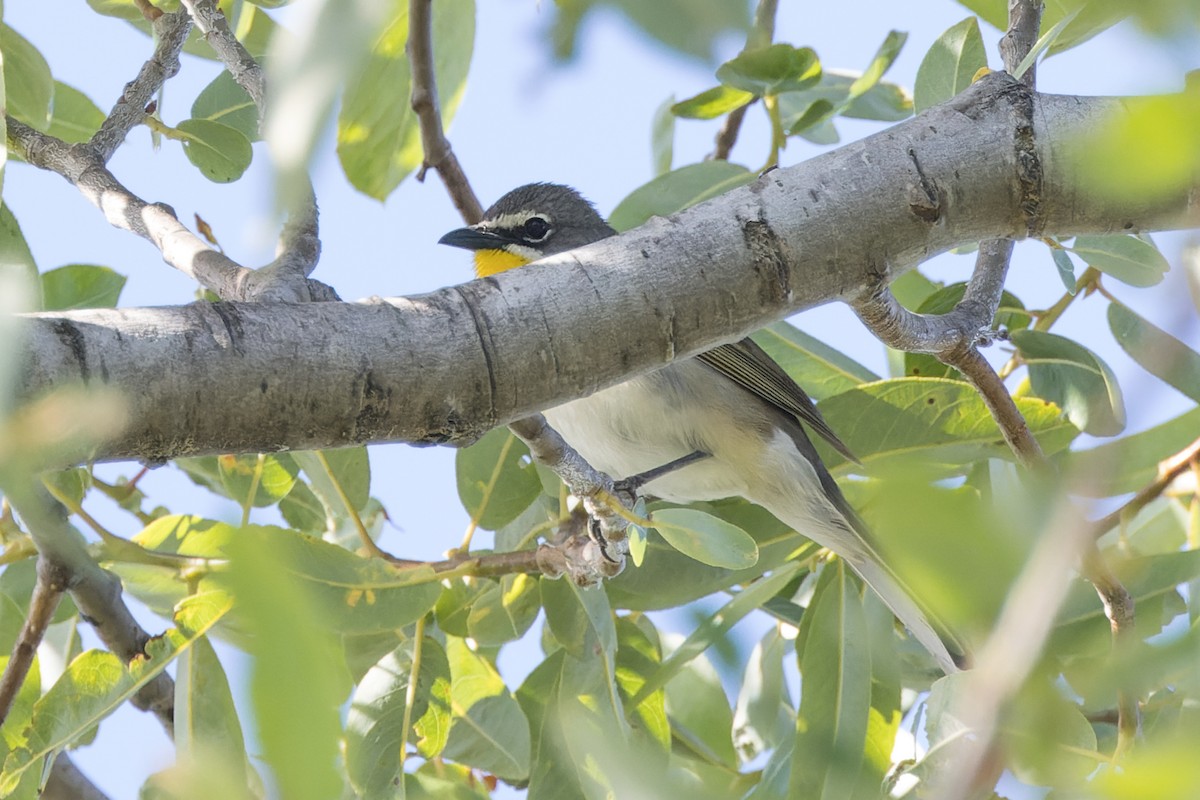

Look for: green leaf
[516,651,619,800]
[345,636,452,797]
[1011,329,1126,436]
[177,119,253,183]
[541,578,616,666]
[128,518,441,633]
[0,593,232,794]
[776,70,911,137]
[613,617,671,761]
[790,562,873,800]
[664,639,736,768]
[192,70,260,142]
[846,30,907,105]
[1065,407,1200,497]
[218,453,297,508]
[1044,1,1126,58]
[455,429,541,531]
[337,0,474,200]
[609,161,753,232]
[1070,234,1170,287]
[785,98,836,136]
[227,532,343,800]
[279,478,327,533]
[550,0,747,63]
[733,629,793,763]
[717,44,821,97]
[860,592,902,794]
[435,578,486,638]
[40,264,126,311]
[628,522,648,566]
[87,1,277,59]
[293,447,372,516]
[1050,245,1078,293]
[466,573,541,646]
[650,508,758,569]
[608,500,813,611]
[46,81,105,143]
[442,637,531,781]
[0,654,40,799]
[248,525,441,633]
[671,85,753,120]
[0,25,52,130]
[1007,684,1100,786]
[175,634,248,786]
[818,377,1081,470]
[1077,85,1200,204]
[632,562,803,706]
[0,203,40,309]
[1108,302,1200,402]
[952,1,1121,60]
[913,17,986,113]
[650,94,675,175]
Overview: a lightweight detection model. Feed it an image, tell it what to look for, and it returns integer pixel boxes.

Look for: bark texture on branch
[13,76,1199,463]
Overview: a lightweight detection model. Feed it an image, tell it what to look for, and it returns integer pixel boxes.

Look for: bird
[439,182,962,673]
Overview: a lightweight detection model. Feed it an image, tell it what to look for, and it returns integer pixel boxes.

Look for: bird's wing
[696,339,859,463]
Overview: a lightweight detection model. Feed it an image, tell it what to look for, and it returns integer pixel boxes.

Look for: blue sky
[6,1,1199,796]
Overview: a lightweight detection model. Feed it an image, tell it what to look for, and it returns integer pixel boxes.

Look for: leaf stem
[241,453,266,527]
[313,451,387,561]
[398,615,427,774]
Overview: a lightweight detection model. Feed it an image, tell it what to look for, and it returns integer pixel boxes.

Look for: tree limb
[89,10,192,163]
[180,0,266,114]
[13,78,1200,462]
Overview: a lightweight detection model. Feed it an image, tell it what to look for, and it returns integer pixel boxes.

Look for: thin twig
[176,0,332,301]
[90,10,192,163]
[0,554,69,727]
[710,0,778,162]
[2,481,176,735]
[407,0,483,223]
[950,347,1044,468]
[1088,434,1200,538]
[180,0,267,113]
[999,0,1044,87]
[8,117,254,299]
[711,103,750,161]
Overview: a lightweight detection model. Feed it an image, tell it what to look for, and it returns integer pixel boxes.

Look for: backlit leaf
[913,17,986,113]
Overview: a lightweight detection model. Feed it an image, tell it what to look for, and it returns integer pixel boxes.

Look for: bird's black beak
[438,226,506,251]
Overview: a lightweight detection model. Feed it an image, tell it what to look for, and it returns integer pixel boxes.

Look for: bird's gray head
[438,183,617,276]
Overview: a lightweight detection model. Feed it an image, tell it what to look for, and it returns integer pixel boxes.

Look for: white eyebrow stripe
[481,211,551,230]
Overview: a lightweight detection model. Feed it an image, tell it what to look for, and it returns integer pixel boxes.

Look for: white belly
[543,361,768,503]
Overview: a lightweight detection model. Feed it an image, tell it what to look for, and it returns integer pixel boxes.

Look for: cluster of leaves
[2,2,1200,800]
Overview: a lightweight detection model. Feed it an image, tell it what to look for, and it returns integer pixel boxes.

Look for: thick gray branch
[13,77,1200,462]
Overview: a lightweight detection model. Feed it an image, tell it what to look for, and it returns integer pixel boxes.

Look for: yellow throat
[474,249,531,278]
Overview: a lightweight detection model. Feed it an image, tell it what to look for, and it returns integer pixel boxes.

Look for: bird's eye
[522,216,551,241]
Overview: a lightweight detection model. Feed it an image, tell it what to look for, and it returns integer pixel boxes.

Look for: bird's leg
[587,450,713,561]
[614,450,711,496]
